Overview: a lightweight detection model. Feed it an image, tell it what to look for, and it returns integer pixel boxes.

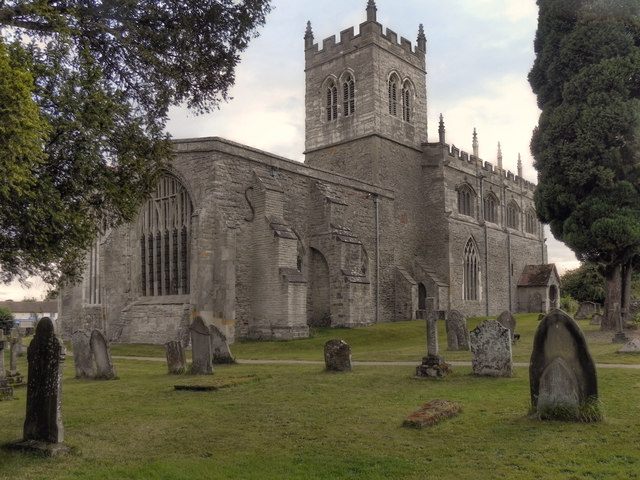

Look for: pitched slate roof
[517,264,559,287]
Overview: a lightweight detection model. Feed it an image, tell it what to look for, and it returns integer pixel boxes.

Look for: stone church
[59,1,555,344]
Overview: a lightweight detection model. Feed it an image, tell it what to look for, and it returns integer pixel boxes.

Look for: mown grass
[2,314,640,479]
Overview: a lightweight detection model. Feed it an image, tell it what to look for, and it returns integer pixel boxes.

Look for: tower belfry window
[388,74,400,116]
[139,175,192,296]
[402,82,411,122]
[343,74,355,117]
[326,80,338,121]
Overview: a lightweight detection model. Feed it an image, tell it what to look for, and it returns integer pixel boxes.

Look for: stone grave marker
[324,339,352,372]
[590,313,603,326]
[165,340,187,374]
[470,320,512,377]
[90,329,117,380]
[209,325,234,364]
[415,310,450,378]
[23,317,65,443]
[446,309,469,351]
[71,330,94,378]
[619,338,640,353]
[0,333,13,399]
[9,327,20,372]
[190,317,213,375]
[575,301,599,320]
[530,310,599,420]
[496,310,516,342]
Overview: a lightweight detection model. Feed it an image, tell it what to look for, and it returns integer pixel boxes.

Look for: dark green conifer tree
[529,0,640,329]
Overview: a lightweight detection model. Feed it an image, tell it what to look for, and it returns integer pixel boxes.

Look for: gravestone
[71,330,94,378]
[324,339,352,372]
[530,310,598,420]
[415,310,450,378]
[165,340,187,374]
[190,317,213,375]
[496,310,516,342]
[90,329,117,380]
[590,313,603,326]
[619,338,640,353]
[9,327,20,372]
[470,320,512,377]
[575,301,599,320]
[23,317,65,443]
[446,310,469,351]
[209,325,234,364]
[0,333,12,399]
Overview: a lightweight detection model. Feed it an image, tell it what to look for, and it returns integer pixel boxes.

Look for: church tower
[304,1,427,183]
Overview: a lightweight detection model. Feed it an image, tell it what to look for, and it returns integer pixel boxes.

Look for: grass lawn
[2,314,640,479]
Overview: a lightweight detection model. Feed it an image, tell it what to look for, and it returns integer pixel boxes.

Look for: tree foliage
[529,0,640,328]
[560,263,606,303]
[0,305,14,334]
[0,0,271,285]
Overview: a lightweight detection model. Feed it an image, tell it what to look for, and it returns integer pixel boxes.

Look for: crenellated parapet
[426,142,536,192]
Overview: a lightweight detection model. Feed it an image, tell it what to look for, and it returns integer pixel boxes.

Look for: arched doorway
[308,248,331,327]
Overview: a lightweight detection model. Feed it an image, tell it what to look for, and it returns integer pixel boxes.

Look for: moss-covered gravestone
[530,310,600,421]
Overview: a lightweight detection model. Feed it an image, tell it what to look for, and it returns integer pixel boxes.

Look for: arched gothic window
[525,208,538,235]
[463,239,480,301]
[326,80,337,121]
[402,81,411,122]
[457,185,474,217]
[342,74,355,117]
[139,175,192,296]
[388,73,400,116]
[506,201,520,229]
[483,193,498,224]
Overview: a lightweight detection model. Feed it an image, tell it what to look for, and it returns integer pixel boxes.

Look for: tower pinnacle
[438,114,446,144]
[472,128,478,157]
[304,21,314,49]
[497,142,503,172]
[366,0,377,22]
[417,24,426,52]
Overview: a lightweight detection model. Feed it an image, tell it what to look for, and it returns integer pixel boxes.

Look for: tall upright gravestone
[23,317,65,443]
[190,317,213,375]
[530,310,599,420]
[71,330,94,378]
[446,310,469,351]
[165,340,187,374]
[90,330,117,380]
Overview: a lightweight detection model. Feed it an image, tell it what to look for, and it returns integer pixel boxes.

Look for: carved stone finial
[417,24,427,52]
[304,20,314,49]
[517,153,523,178]
[497,142,503,171]
[366,0,377,22]
[438,114,445,144]
[472,128,479,157]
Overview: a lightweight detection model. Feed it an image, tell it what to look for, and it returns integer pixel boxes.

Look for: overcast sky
[0,0,579,300]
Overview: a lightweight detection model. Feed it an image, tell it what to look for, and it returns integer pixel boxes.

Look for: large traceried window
[326,80,338,121]
[463,239,480,301]
[342,74,355,117]
[139,175,192,296]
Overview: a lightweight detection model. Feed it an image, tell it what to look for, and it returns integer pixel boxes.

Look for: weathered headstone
[23,317,65,443]
[9,327,20,372]
[90,329,117,380]
[415,310,450,378]
[165,340,187,374]
[71,330,94,378]
[470,320,512,377]
[190,317,213,375]
[619,338,640,353]
[0,333,5,379]
[530,310,599,420]
[209,325,234,364]
[324,339,352,372]
[496,310,516,343]
[446,310,469,351]
[575,301,599,320]
[590,313,603,326]
[0,333,12,399]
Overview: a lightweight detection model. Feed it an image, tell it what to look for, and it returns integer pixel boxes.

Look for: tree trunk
[621,260,633,326]
[602,263,622,330]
